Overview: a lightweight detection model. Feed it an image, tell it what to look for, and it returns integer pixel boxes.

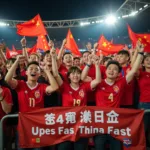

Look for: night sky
[0,0,150,46]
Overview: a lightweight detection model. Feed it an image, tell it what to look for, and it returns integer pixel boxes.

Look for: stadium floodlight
[92,21,95,24]
[122,15,129,18]
[144,4,148,8]
[118,16,121,19]
[139,8,142,11]
[0,22,7,26]
[80,22,90,26]
[105,15,117,25]
[129,11,138,16]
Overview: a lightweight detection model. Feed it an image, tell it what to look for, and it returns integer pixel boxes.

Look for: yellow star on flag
[45,46,47,49]
[36,21,40,26]
[43,39,45,42]
[70,35,73,38]
[102,42,107,47]
[41,35,44,38]
[138,38,142,41]
[32,19,35,23]
[144,36,147,39]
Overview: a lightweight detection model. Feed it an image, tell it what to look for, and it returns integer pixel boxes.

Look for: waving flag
[37,35,50,51]
[127,24,150,52]
[17,14,47,36]
[65,29,81,56]
[6,47,19,59]
[28,44,37,54]
[97,35,124,54]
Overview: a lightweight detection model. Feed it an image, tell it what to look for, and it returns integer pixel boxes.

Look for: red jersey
[60,82,92,107]
[15,80,48,112]
[20,69,26,77]
[95,78,127,108]
[137,71,150,103]
[119,65,135,106]
[59,65,69,82]
[0,87,13,120]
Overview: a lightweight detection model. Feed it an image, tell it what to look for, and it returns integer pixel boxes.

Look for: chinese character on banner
[80,110,92,123]
[106,110,119,123]
[94,111,104,123]
[65,112,76,124]
[45,113,55,125]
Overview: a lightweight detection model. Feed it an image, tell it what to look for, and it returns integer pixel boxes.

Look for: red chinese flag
[55,48,60,54]
[28,44,37,54]
[16,14,47,36]
[65,29,81,56]
[37,35,50,51]
[97,35,124,54]
[6,47,11,59]
[128,24,150,52]
[12,45,16,51]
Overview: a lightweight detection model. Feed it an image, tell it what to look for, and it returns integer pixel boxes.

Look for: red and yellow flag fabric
[65,29,81,56]
[97,35,124,54]
[17,14,47,36]
[127,24,150,52]
[37,35,50,51]
[28,44,37,54]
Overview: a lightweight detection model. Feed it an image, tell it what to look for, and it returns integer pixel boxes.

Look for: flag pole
[47,35,50,41]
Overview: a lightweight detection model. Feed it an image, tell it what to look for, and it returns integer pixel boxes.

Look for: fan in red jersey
[50,48,101,150]
[81,41,144,150]
[137,53,150,147]
[5,56,58,150]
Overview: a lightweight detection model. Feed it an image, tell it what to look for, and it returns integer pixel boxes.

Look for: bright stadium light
[139,8,142,11]
[80,22,90,26]
[144,4,148,8]
[129,11,138,16]
[0,22,7,26]
[105,15,117,25]
[122,15,129,18]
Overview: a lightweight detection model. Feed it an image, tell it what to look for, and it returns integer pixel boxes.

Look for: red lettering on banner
[18,107,146,150]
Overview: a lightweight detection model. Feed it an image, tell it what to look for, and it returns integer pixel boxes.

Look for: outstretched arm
[126,41,144,83]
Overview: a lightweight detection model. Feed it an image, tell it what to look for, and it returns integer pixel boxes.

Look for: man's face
[106,64,120,80]
[86,42,92,50]
[74,59,80,67]
[117,54,129,65]
[26,64,41,81]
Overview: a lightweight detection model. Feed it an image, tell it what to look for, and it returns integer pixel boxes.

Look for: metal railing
[0,110,150,150]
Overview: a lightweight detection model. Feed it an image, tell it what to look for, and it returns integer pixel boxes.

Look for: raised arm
[130,48,138,67]
[57,39,66,66]
[90,56,101,89]
[81,54,93,81]
[126,41,144,83]
[0,43,7,63]
[5,56,25,88]
[21,37,29,63]
[51,48,63,86]
[44,67,59,94]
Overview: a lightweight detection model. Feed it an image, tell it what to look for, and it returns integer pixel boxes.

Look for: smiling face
[106,64,120,80]
[26,64,41,81]
[63,54,73,67]
[143,56,150,69]
[117,54,129,66]
[44,52,52,66]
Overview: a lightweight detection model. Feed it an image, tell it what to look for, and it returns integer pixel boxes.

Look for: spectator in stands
[73,57,80,67]
[51,48,101,150]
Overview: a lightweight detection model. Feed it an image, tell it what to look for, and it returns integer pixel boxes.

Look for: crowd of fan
[0,38,149,150]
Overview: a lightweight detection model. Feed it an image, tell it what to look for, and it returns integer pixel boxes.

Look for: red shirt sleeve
[83,82,92,92]
[2,87,13,105]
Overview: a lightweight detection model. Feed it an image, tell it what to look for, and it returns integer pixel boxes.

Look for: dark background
[0,0,150,48]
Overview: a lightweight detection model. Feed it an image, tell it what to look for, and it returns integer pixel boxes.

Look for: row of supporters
[0,39,149,150]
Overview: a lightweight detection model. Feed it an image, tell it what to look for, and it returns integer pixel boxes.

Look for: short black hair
[27,61,40,69]
[67,66,82,83]
[74,57,80,61]
[117,50,130,57]
[106,60,122,73]
[62,52,72,60]
[43,50,50,58]
[82,51,91,56]
[103,57,112,63]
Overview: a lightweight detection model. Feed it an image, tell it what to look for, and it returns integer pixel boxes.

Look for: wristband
[138,52,144,56]
[86,64,91,68]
